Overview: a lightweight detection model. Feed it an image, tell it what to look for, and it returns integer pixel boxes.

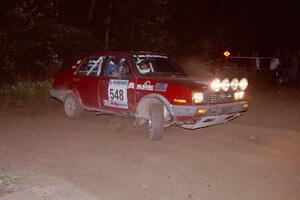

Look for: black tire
[64,92,83,119]
[148,103,165,140]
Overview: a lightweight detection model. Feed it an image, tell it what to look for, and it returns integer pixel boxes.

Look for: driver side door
[99,56,136,114]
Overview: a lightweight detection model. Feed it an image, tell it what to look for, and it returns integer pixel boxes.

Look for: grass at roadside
[0,173,19,196]
[0,81,52,108]
[0,174,18,188]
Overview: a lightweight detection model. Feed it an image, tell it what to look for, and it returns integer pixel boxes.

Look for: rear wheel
[148,103,165,140]
[64,93,83,118]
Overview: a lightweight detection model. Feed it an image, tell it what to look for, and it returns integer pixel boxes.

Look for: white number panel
[104,79,129,109]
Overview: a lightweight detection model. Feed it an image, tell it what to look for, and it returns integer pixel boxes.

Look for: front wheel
[148,103,165,140]
[64,92,83,119]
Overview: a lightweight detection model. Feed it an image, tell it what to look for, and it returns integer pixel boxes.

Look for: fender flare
[63,89,83,105]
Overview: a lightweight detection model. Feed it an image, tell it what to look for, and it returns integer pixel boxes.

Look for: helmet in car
[137,59,151,74]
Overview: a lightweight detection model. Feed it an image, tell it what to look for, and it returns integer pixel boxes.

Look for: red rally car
[50,51,249,140]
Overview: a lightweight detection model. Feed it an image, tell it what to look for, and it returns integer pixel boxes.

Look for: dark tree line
[0,0,175,82]
[0,0,298,83]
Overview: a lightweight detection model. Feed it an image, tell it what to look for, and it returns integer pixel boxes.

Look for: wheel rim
[148,114,153,136]
[65,96,76,116]
[163,106,171,122]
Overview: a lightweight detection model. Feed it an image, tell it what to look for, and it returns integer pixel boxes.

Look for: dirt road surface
[1,86,300,200]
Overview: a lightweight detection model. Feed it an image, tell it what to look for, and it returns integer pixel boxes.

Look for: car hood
[142,75,210,91]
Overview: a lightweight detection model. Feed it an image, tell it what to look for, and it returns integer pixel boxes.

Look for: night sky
[172,1,300,55]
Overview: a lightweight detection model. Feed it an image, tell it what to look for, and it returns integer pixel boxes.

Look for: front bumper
[171,101,248,129]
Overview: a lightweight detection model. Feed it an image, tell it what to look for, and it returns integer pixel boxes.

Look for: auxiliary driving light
[230,78,239,91]
[239,78,248,91]
[221,78,230,92]
[210,78,221,92]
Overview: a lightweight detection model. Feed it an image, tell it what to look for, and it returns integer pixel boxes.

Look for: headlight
[192,92,204,103]
[239,78,248,90]
[230,78,239,91]
[221,78,230,92]
[234,91,245,100]
[210,78,221,92]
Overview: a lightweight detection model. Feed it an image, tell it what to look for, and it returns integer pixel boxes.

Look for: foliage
[1,0,293,84]
[0,0,176,83]
[124,0,176,52]
[0,0,101,83]
[0,174,18,188]
[0,80,51,106]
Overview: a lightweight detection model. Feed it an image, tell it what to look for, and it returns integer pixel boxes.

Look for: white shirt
[270,58,280,70]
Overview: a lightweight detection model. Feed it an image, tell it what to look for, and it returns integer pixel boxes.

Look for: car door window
[104,56,131,78]
[77,56,104,76]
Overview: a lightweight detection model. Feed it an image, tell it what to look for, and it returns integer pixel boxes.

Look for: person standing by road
[290,50,299,83]
[269,53,280,83]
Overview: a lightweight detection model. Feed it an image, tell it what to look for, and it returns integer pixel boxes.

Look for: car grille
[209,92,234,104]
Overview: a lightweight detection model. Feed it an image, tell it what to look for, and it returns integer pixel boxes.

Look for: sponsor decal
[155,83,168,92]
[133,54,168,59]
[103,100,128,109]
[128,82,135,89]
[136,81,154,91]
[110,79,128,86]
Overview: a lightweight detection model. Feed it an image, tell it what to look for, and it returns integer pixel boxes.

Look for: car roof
[89,51,167,57]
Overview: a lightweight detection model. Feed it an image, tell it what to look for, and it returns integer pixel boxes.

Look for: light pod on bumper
[239,78,248,91]
[230,78,239,91]
[221,78,230,92]
[210,78,221,92]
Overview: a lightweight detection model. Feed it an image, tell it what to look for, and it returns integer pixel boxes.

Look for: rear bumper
[171,101,248,129]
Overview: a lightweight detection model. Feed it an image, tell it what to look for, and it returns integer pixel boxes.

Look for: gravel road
[0,86,299,200]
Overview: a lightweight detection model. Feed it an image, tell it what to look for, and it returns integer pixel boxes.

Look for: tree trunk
[104,0,113,50]
[88,0,96,22]
[130,0,136,50]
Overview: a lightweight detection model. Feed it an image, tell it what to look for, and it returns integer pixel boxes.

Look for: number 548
[110,89,124,101]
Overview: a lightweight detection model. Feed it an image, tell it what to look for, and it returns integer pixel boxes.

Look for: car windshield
[132,54,187,76]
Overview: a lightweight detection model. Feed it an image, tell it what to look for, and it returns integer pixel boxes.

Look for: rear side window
[77,56,105,76]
